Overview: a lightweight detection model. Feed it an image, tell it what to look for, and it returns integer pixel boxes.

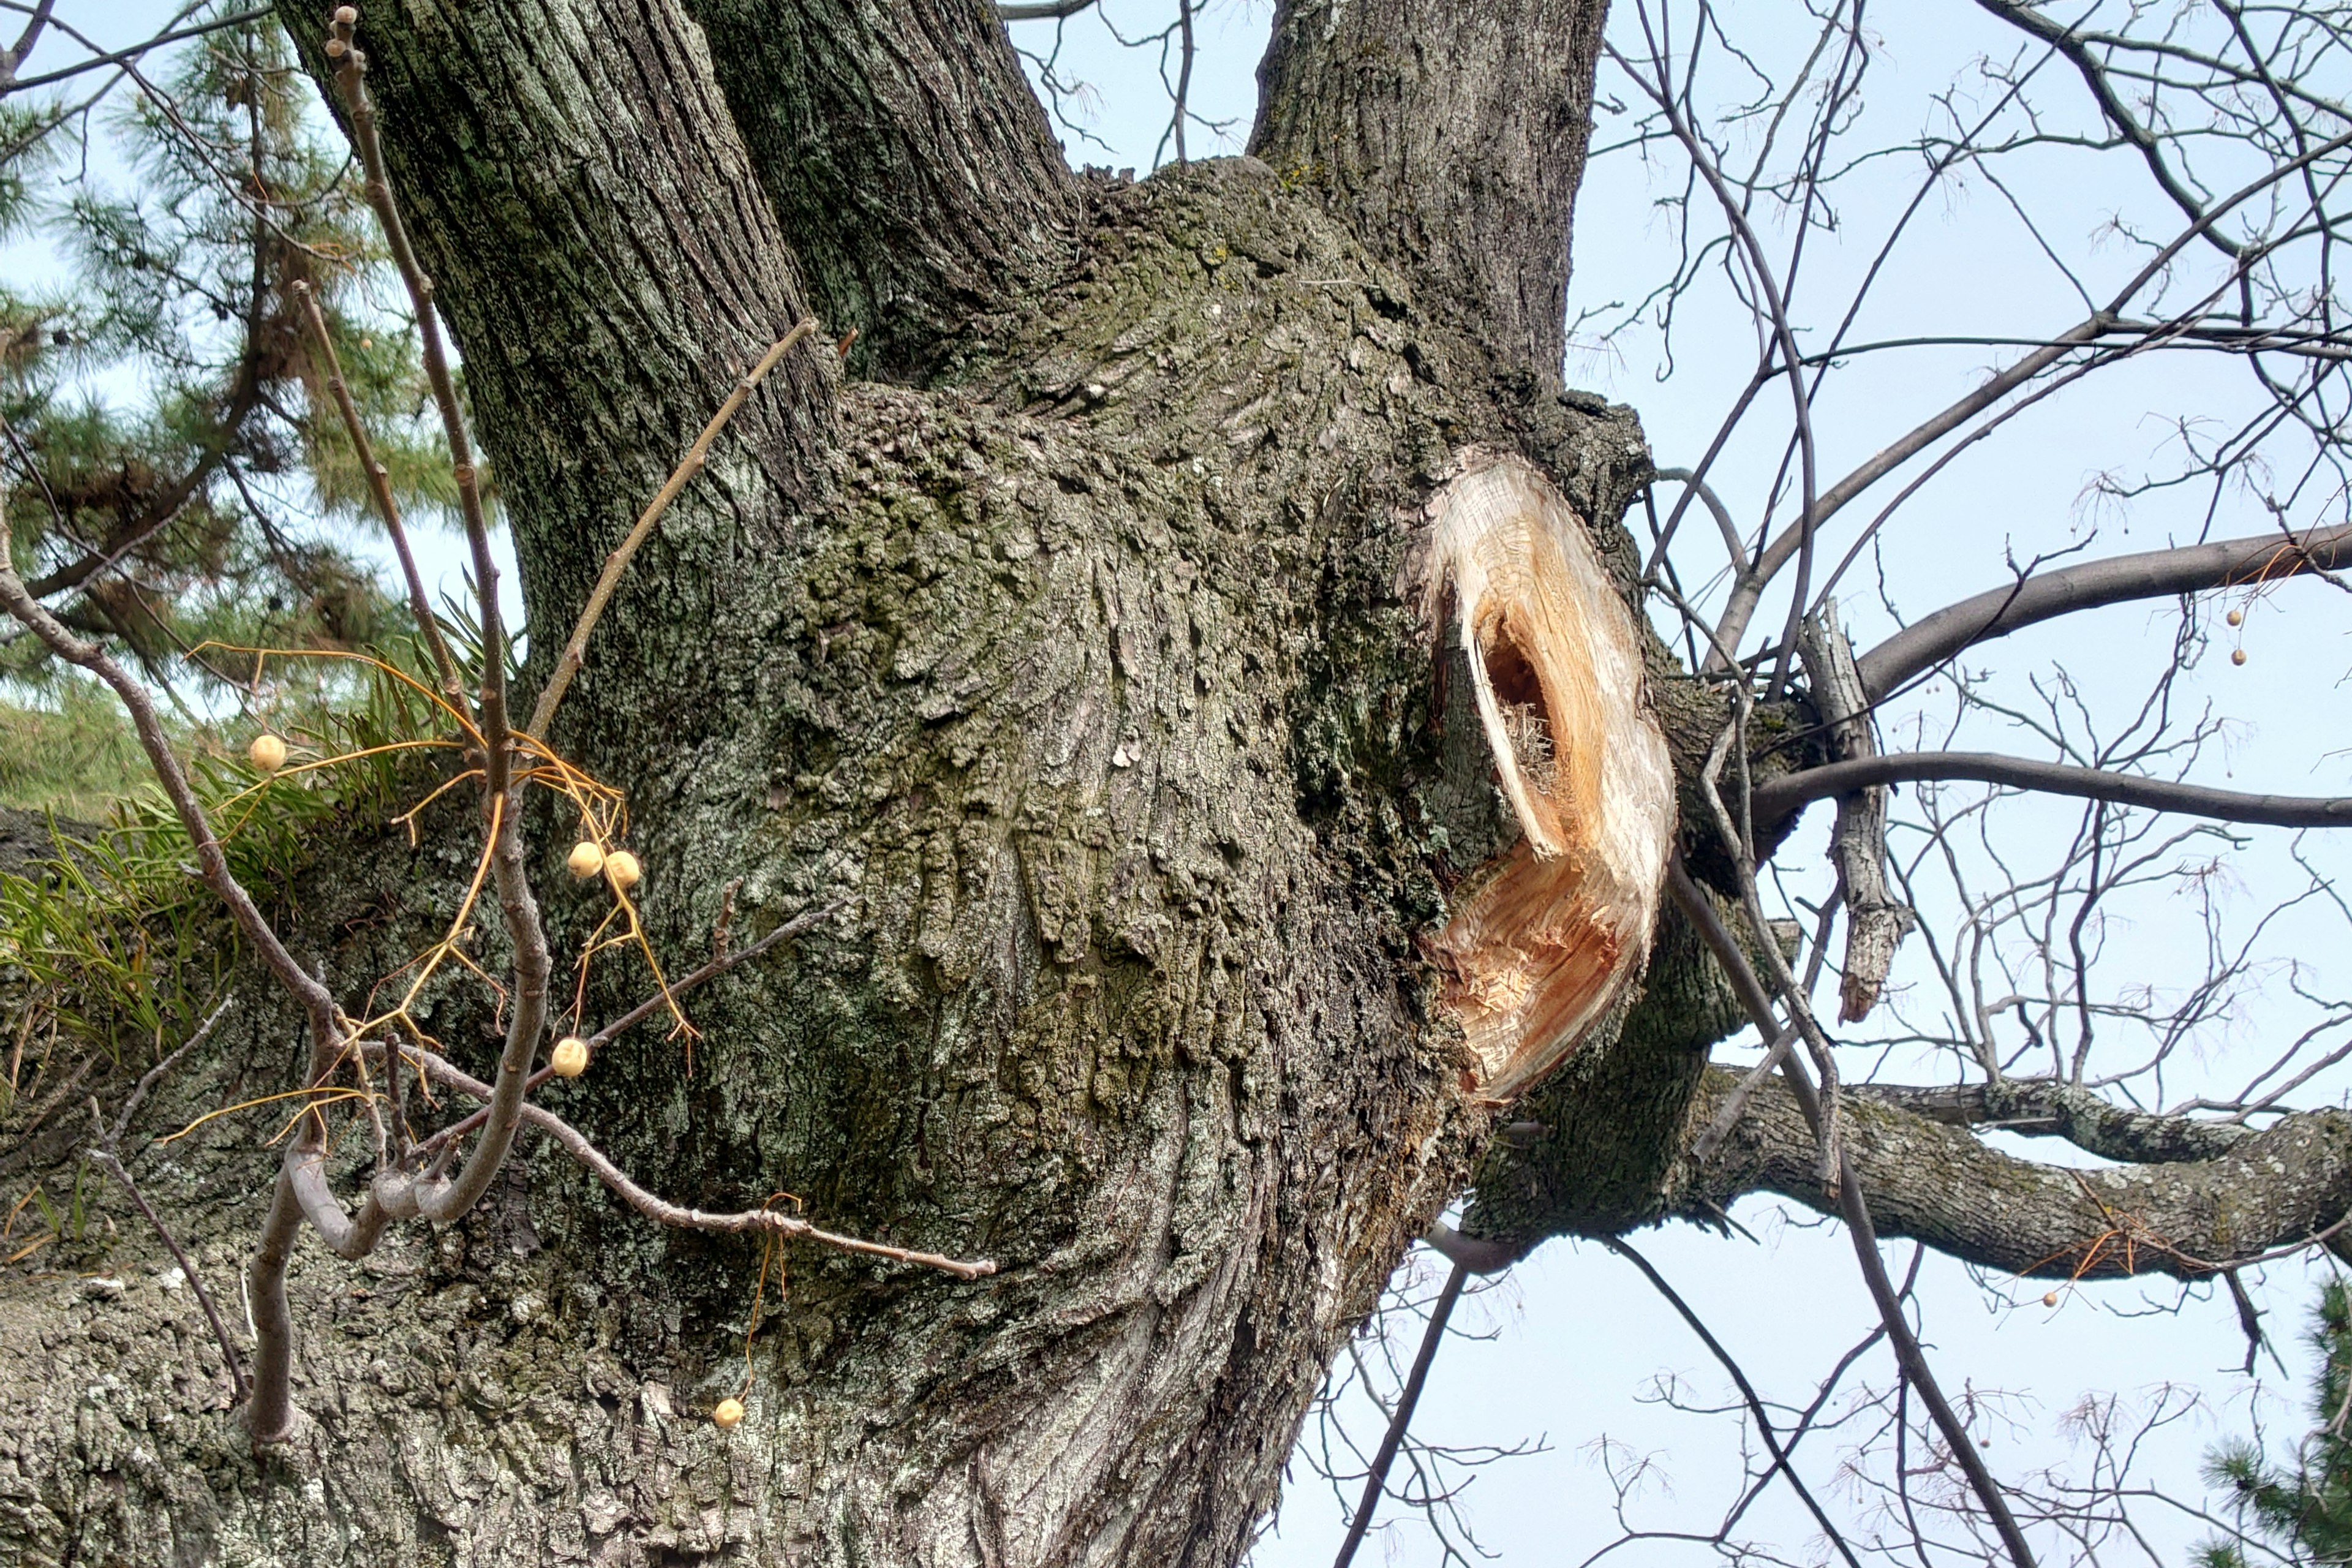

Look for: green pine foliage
[0,679,153,819]
[2200,1281,2352,1566]
[1,4,466,706]
[0,7,514,1135]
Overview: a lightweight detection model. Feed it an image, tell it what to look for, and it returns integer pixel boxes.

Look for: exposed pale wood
[1420,451,1677,1099]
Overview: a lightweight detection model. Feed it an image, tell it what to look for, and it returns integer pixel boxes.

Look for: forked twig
[1605,1237,1862,1568]
[85,995,247,1400]
[411,899,841,1159]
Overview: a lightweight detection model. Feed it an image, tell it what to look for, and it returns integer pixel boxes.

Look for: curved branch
[1856,524,2352,699]
[1852,1079,2249,1164]
[403,1047,997,1279]
[1749,750,2352,832]
[1689,1069,2352,1279]
[1969,0,2242,260]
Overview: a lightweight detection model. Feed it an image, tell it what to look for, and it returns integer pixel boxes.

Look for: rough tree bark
[0,2,1670,1564]
[7,2,2348,1565]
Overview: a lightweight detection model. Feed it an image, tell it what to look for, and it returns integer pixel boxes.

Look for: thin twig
[83,995,247,1400]
[106,995,234,1148]
[1332,1260,1467,1568]
[1668,862,2040,1568]
[527,319,818,738]
[1833,1155,2038,1568]
[326,8,508,797]
[399,1046,997,1280]
[86,1135,248,1401]
[287,279,466,705]
[1605,1237,1862,1568]
[411,900,839,1160]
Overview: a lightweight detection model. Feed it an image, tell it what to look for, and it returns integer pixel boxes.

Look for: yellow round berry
[549,1036,589,1078]
[605,850,643,891]
[567,840,605,879]
[248,733,288,773]
[712,1396,745,1429]
[2226,608,2244,627]
[2041,1291,2059,1309]
[334,5,358,23]
[2231,647,2248,666]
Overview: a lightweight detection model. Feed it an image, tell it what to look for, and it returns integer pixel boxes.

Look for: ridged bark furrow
[0,164,1658,1568]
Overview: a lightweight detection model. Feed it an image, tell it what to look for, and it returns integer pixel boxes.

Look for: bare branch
[81,998,246,1402]
[1856,524,2352,699]
[1689,1067,2352,1281]
[399,1046,997,1280]
[1604,1237,1863,1568]
[1751,751,2352,833]
[326,10,507,788]
[527,319,817,739]
[287,279,464,705]
[1668,862,2041,1568]
[1,4,275,97]
[1851,1079,2249,1164]
[1332,1261,1466,1568]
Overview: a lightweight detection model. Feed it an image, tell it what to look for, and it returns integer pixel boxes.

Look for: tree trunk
[0,2,1680,1563]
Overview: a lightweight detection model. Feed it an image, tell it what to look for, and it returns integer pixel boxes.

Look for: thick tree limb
[1251,0,1611,391]
[279,0,835,642]
[1749,751,2352,831]
[680,0,1077,378]
[1856,524,2352,699]
[1850,1080,2250,1164]
[1687,1069,2352,1279]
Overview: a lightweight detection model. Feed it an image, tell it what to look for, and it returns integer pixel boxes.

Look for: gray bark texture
[7,1,2347,1564]
[0,2,1658,1564]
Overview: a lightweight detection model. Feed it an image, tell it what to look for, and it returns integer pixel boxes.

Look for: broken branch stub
[1420,451,1676,1099]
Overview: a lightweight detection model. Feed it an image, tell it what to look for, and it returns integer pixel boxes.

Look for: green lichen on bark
[0,160,1673,1567]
